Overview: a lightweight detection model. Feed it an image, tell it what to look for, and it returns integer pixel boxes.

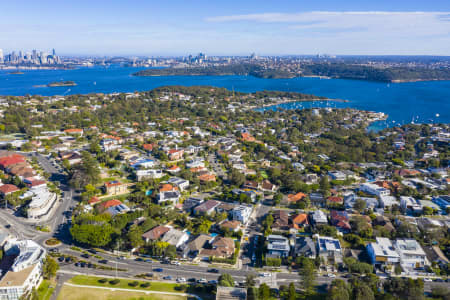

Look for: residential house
[394,238,429,271]
[199,237,235,259]
[136,169,164,181]
[317,235,343,265]
[161,228,189,248]
[167,149,184,161]
[287,192,307,204]
[400,196,423,214]
[260,180,277,192]
[294,237,316,258]
[310,210,328,226]
[231,205,252,224]
[104,181,128,196]
[220,220,241,232]
[291,213,309,229]
[267,234,290,258]
[0,184,19,198]
[141,226,170,243]
[167,177,189,191]
[272,210,290,231]
[360,183,390,197]
[366,237,400,272]
[194,200,221,215]
[182,234,213,259]
[158,190,181,205]
[330,210,351,233]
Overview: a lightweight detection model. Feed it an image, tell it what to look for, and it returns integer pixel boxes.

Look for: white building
[161,228,189,248]
[360,183,390,197]
[393,239,429,271]
[0,239,46,300]
[400,196,422,214]
[366,237,400,272]
[231,205,253,224]
[317,235,343,264]
[267,235,290,258]
[166,177,189,191]
[27,188,57,220]
[136,169,164,181]
[379,195,399,208]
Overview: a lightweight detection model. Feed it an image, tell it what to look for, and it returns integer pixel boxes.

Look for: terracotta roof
[288,192,307,202]
[142,226,170,241]
[99,199,122,209]
[160,184,177,192]
[89,196,101,204]
[64,128,83,133]
[220,220,241,230]
[0,184,19,194]
[198,173,216,182]
[291,214,309,229]
[327,196,343,203]
[104,181,122,188]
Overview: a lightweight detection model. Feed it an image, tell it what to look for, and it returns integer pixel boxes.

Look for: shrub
[109,279,120,285]
[128,281,139,287]
[98,278,108,284]
[140,282,151,288]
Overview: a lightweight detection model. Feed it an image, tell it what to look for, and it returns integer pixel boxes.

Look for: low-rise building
[360,183,390,197]
[161,228,189,248]
[267,235,290,258]
[394,238,429,271]
[136,169,164,181]
[231,205,252,224]
[317,235,343,265]
[0,239,46,300]
[366,237,400,272]
[27,187,57,220]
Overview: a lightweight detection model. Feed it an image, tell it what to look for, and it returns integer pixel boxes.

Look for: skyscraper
[0,49,3,63]
[52,48,56,56]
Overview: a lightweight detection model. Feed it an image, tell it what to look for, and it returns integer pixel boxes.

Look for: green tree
[299,258,316,295]
[258,283,270,300]
[43,256,59,279]
[320,176,330,197]
[353,199,366,213]
[127,224,144,248]
[245,274,256,288]
[218,273,235,287]
[288,282,297,300]
[70,223,114,247]
[328,280,350,300]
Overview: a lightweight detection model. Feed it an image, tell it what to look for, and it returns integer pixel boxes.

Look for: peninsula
[133,62,450,83]
[47,81,77,87]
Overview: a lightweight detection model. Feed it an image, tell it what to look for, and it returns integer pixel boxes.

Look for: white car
[176,277,186,283]
[327,273,336,278]
[259,272,270,277]
[423,278,432,282]
[197,278,207,284]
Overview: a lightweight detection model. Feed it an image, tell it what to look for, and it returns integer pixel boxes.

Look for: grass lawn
[57,285,186,300]
[69,275,186,293]
[37,280,55,300]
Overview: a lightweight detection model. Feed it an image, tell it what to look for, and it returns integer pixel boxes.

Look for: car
[327,273,336,278]
[208,268,219,273]
[81,253,90,259]
[197,278,207,284]
[187,278,196,283]
[259,272,270,277]
[135,258,143,262]
[423,278,432,282]
[74,262,80,267]
[163,276,172,280]
[99,259,108,264]
[208,280,218,285]
[176,277,186,283]
[434,278,444,282]
[171,261,181,266]
[153,268,163,272]
[145,259,152,263]
[88,249,97,254]
[87,263,93,268]
[80,262,86,268]
[58,256,65,262]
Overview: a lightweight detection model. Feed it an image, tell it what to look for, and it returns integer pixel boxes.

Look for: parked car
[208,268,219,273]
[99,259,108,264]
[163,276,172,280]
[423,278,432,282]
[81,253,90,259]
[208,280,218,285]
[327,273,336,278]
[176,278,186,283]
[197,278,207,284]
[259,272,270,277]
[153,268,163,272]
[188,278,196,283]
[58,256,65,262]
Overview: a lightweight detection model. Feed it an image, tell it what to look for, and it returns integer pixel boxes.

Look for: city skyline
[0,0,449,56]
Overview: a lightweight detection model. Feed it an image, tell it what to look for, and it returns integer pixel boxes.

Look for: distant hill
[134,63,450,83]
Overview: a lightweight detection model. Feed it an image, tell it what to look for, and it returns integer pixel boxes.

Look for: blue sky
[1,0,449,56]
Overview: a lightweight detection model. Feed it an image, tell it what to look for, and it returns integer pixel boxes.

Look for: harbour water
[1,65,449,129]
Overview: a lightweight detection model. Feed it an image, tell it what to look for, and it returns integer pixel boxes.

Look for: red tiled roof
[0,184,19,194]
[288,192,307,202]
[89,196,101,204]
[99,199,122,209]
[104,181,122,188]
